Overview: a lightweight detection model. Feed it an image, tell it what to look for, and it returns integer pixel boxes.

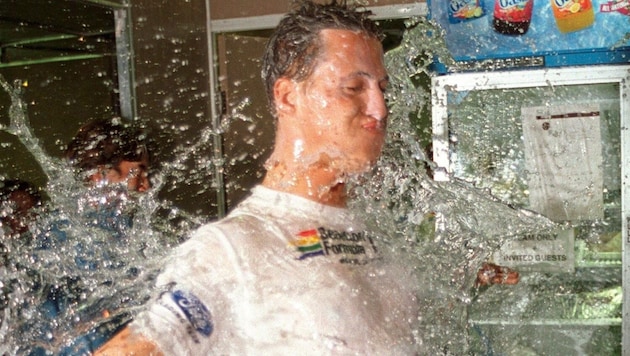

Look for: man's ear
[273,77,297,115]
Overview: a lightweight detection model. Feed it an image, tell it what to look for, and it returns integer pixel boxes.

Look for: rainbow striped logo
[292,229,325,260]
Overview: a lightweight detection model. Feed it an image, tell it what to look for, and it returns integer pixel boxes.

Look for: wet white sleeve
[132,288,214,355]
[130,223,240,355]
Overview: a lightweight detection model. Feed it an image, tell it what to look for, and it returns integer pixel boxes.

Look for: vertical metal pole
[114,4,137,121]
[620,70,630,356]
[205,0,227,218]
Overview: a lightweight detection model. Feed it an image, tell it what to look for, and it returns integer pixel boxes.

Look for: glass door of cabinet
[431,65,630,355]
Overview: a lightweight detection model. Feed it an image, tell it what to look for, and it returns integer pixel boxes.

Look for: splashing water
[2,16,605,355]
[349,18,557,354]
[0,75,211,354]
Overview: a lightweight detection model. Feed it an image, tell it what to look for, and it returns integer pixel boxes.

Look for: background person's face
[105,160,151,193]
[292,29,388,174]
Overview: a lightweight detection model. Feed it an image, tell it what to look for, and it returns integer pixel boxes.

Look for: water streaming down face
[0,17,563,355]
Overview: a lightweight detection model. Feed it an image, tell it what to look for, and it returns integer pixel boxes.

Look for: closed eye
[343,84,363,94]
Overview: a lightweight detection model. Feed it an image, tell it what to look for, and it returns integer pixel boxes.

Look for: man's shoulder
[184,207,273,246]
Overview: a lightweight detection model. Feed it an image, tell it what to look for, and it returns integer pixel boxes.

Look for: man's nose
[366,88,388,122]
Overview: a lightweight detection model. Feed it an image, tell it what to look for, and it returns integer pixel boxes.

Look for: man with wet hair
[27,118,153,355]
[0,179,42,237]
[260,0,382,113]
[65,118,151,193]
[97,1,419,354]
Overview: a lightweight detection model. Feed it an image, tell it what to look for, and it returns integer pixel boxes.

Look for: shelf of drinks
[469,318,622,327]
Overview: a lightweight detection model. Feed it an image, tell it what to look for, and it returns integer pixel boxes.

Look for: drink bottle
[493,0,534,35]
[551,0,595,33]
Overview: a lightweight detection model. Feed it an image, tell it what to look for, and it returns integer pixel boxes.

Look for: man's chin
[339,159,379,177]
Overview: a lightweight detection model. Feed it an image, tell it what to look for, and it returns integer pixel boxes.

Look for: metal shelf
[470,318,622,327]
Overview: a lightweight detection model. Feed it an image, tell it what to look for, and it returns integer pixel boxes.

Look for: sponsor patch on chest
[290,227,379,264]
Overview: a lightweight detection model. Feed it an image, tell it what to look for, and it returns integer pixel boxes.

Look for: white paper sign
[521,104,603,222]
[493,228,575,273]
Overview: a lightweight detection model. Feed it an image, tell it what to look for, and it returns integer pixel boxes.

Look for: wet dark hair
[261,0,382,113]
[65,118,149,178]
[0,179,43,234]
[0,179,42,207]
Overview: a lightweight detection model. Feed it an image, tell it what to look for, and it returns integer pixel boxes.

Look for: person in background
[0,179,43,329]
[0,178,43,310]
[0,179,43,238]
[65,117,151,194]
[64,117,151,238]
[26,118,153,356]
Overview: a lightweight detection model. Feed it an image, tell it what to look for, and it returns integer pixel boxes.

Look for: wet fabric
[133,185,420,355]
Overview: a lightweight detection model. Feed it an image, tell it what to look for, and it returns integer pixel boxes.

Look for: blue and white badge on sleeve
[171,289,213,337]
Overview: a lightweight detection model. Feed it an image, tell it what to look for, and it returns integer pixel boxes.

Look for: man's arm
[474,262,519,288]
[94,326,163,356]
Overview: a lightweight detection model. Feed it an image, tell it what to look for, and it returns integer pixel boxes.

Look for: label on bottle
[553,0,593,16]
[551,0,595,33]
[448,0,485,23]
[494,0,534,22]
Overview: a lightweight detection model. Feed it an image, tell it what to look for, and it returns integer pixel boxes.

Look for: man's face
[290,29,389,174]
[104,160,151,193]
